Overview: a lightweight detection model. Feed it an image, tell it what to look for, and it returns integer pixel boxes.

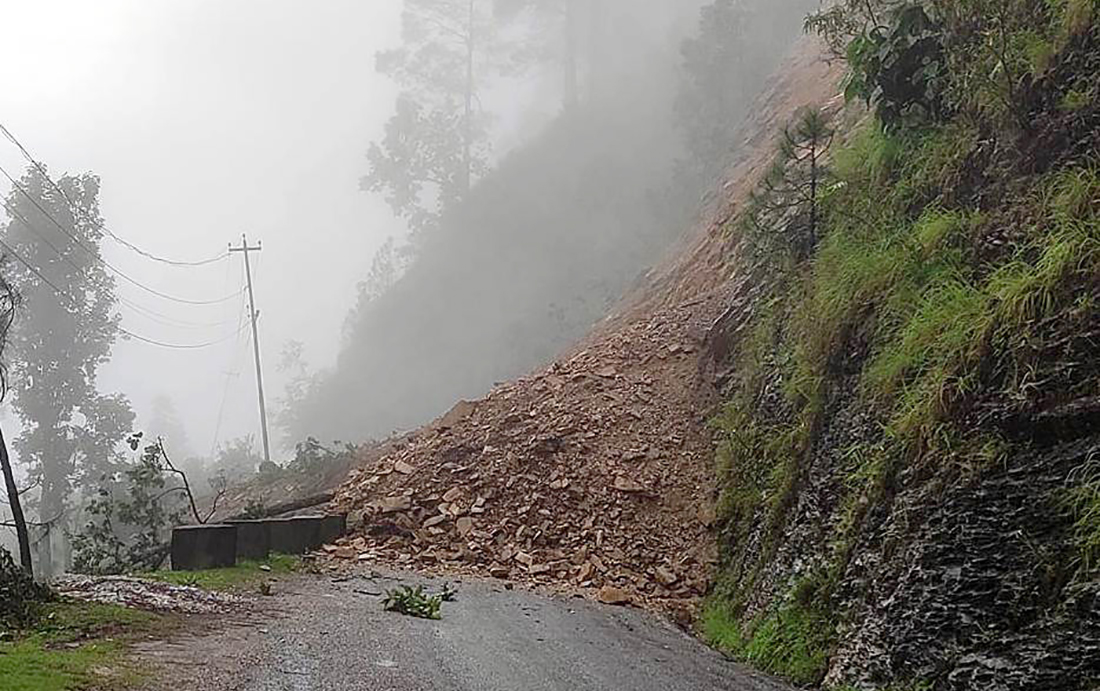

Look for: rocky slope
[327,40,842,617]
[698,9,1100,691]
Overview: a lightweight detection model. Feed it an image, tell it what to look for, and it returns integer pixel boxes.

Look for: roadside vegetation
[2,534,299,690]
[139,553,299,592]
[705,0,1099,687]
[1,595,162,691]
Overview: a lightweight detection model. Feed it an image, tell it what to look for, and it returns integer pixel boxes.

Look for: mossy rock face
[705,13,1100,686]
[830,437,1100,689]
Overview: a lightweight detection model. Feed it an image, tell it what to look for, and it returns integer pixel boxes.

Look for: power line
[119,295,241,330]
[208,297,251,459]
[119,320,249,350]
[0,122,228,267]
[0,237,250,350]
[4,201,240,330]
[0,162,243,306]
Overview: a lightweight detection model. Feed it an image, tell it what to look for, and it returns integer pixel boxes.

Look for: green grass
[1064,455,1100,575]
[33,601,157,644]
[707,109,1100,681]
[0,555,301,690]
[0,638,128,691]
[0,600,161,691]
[701,583,834,686]
[139,553,299,591]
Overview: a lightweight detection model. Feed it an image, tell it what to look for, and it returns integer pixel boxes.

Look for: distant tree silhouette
[1,166,134,577]
[363,0,496,237]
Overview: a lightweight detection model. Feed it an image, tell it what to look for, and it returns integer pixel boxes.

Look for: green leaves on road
[383,585,445,620]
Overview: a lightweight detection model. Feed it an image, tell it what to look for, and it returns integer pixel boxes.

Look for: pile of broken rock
[54,575,245,614]
[330,298,726,616]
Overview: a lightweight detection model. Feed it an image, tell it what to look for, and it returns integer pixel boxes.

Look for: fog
[0,0,403,458]
[0,0,813,567]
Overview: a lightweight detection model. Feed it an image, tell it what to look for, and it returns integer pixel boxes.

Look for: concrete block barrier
[319,514,347,545]
[170,513,348,569]
[171,524,237,571]
[267,516,324,555]
[224,520,271,561]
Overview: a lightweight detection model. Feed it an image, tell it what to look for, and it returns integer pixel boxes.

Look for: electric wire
[118,295,241,330]
[208,286,251,458]
[0,122,228,267]
[0,237,250,350]
[0,161,243,306]
[4,201,240,330]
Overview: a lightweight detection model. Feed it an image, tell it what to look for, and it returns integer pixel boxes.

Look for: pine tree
[363,0,496,236]
[746,108,835,259]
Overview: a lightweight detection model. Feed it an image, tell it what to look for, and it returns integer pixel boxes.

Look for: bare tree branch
[155,437,211,525]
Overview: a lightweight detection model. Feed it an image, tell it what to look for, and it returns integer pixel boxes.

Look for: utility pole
[229,234,271,465]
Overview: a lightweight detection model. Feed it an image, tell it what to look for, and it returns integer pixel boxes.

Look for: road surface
[135,568,789,691]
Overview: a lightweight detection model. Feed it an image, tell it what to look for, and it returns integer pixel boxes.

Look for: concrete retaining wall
[171,524,237,571]
[170,514,345,571]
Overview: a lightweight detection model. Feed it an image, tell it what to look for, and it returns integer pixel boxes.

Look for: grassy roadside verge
[138,553,299,592]
[1,555,299,690]
[0,600,161,691]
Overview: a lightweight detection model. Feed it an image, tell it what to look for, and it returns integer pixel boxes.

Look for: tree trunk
[37,462,68,578]
[564,0,579,109]
[462,0,476,197]
[586,0,603,104]
[0,424,33,576]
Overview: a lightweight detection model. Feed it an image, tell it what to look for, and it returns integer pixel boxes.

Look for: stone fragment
[376,495,412,514]
[456,517,474,536]
[597,585,632,605]
[394,460,415,475]
[515,551,534,567]
[655,566,678,587]
[614,476,645,493]
[697,504,717,528]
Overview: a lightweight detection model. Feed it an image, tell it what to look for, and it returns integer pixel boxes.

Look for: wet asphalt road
[135,569,790,691]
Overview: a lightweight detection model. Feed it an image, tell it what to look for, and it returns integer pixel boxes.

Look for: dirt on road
[133,569,790,691]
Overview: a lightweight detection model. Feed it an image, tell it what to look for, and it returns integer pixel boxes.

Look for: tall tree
[494,0,585,108]
[0,270,31,576]
[364,0,495,236]
[676,0,755,181]
[1,166,130,577]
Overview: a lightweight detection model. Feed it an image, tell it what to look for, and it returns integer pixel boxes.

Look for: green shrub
[0,549,53,629]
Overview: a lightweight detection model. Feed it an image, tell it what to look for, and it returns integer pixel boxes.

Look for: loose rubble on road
[54,575,245,614]
[321,55,809,620]
[329,284,737,618]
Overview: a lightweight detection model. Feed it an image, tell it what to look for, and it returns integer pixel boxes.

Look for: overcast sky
[0,0,405,459]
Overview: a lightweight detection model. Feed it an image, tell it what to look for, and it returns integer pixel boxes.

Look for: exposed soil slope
[329,40,842,612]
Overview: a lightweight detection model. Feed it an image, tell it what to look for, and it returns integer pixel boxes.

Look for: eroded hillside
[324,40,842,615]
[328,4,1100,691]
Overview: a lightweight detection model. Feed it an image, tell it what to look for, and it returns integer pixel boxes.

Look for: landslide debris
[326,39,842,614]
[332,302,720,610]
